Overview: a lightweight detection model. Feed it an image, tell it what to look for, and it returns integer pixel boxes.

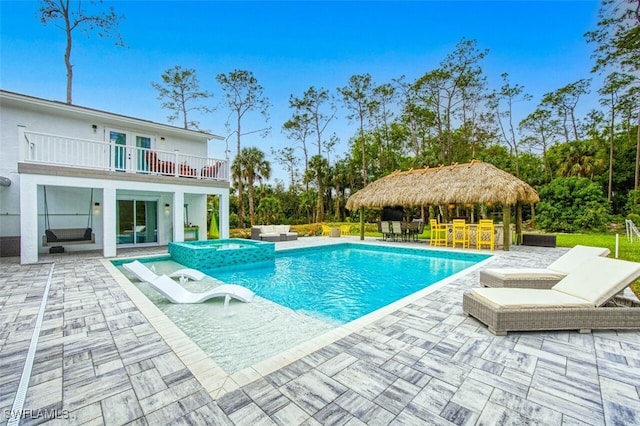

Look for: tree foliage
[536,177,611,232]
[39,0,125,104]
[151,66,211,130]
[216,69,270,226]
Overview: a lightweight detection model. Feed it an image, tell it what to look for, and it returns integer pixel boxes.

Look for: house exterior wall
[0,90,229,264]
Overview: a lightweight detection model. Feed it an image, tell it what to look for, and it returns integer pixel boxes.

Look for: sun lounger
[480,245,611,288]
[463,256,640,335]
[148,275,255,304]
[123,260,206,283]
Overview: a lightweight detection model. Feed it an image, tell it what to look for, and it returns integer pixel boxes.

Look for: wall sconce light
[94,202,100,207]
[93,201,101,214]
[165,203,170,208]
[91,124,98,133]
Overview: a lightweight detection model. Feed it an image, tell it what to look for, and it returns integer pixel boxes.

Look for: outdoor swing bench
[43,186,96,247]
[43,228,95,246]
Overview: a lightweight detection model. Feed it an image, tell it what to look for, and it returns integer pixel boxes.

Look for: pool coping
[103,241,498,400]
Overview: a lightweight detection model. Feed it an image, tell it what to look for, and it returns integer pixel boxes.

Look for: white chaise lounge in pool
[148,275,255,304]
[123,260,206,283]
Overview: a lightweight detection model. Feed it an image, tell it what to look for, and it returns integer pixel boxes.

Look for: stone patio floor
[1,237,640,425]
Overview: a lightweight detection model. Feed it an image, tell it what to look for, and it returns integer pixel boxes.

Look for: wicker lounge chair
[480,245,611,288]
[463,256,640,335]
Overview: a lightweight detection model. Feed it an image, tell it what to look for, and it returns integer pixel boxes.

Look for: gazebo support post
[515,202,523,245]
[502,204,511,251]
[359,207,365,240]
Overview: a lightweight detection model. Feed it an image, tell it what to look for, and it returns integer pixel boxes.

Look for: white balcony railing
[22,130,228,181]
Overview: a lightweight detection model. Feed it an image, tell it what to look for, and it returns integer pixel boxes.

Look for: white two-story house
[0,90,230,264]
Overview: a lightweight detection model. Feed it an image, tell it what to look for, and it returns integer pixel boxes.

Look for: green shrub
[229,213,239,229]
[536,177,611,232]
[628,213,640,225]
[626,189,640,215]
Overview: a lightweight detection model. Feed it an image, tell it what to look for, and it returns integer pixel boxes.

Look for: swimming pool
[118,242,489,373]
[205,243,488,323]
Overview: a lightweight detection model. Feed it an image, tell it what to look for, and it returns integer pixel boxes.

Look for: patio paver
[1,238,639,425]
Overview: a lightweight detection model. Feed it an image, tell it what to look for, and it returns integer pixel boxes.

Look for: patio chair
[123,260,206,284]
[429,219,447,247]
[340,224,351,236]
[480,245,611,288]
[391,221,404,241]
[463,256,640,335]
[380,221,392,241]
[321,224,332,237]
[147,275,255,304]
[407,220,423,242]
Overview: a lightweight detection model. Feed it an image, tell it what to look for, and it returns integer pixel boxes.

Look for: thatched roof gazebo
[345,160,540,249]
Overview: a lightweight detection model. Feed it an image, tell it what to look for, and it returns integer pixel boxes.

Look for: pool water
[206,243,488,323]
[120,243,488,373]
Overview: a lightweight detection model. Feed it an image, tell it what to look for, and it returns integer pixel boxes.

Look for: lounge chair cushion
[469,288,592,309]
[482,268,565,281]
[546,245,611,274]
[552,256,640,307]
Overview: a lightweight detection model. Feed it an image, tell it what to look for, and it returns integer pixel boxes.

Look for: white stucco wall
[1,92,217,239]
[1,91,229,263]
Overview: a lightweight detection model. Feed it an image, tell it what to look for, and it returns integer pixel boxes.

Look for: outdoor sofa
[251,225,298,242]
[463,256,640,335]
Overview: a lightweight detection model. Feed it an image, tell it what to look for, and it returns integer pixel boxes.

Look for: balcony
[21,130,229,181]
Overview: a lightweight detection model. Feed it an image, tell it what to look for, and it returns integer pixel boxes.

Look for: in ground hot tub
[168,238,275,270]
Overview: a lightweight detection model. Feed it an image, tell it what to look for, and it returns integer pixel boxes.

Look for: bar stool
[477,219,495,250]
[429,219,447,246]
[452,219,470,249]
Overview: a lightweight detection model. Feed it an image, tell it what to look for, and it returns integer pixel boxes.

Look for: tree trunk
[636,94,640,190]
[359,115,367,185]
[236,120,245,227]
[65,17,73,104]
[608,93,615,201]
[515,202,522,245]
[247,177,255,226]
[502,205,511,251]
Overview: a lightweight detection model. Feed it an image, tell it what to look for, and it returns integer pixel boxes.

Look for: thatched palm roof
[345,160,539,210]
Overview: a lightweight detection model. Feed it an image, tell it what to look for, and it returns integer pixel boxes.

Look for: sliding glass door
[116,199,158,245]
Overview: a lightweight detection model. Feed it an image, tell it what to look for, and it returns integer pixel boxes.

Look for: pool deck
[1,237,639,425]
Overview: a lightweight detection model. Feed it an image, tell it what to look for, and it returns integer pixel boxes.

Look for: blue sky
[1,1,601,184]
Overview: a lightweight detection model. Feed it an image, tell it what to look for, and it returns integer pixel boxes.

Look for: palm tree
[234,147,271,226]
[256,196,282,225]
